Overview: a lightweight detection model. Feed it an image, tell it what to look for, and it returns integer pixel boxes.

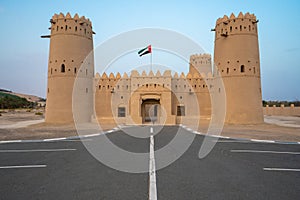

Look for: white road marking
[149,134,157,200]
[212,140,253,144]
[0,165,47,169]
[207,135,231,139]
[250,139,275,143]
[0,149,76,153]
[0,140,22,144]
[63,139,93,142]
[214,140,299,145]
[107,130,113,133]
[43,137,66,141]
[218,136,231,139]
[263,168,300,172]
[82,133,101,138]
[231,150,300,155]
[209,135,221,138]
[150,127,153,134]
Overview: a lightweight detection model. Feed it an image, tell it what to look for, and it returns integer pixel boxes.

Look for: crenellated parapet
[95,70,213,80]
[47,12,94,40]
[95,72,129,80]
[129,70,171,78]
[213,11,261,79]
[95,72,130,92]
[213,12,258,40]
[95,70,214,93]
[189,53,212,74]
[172,71,213,93]
[43,12,95,80]
[190,54,211,66]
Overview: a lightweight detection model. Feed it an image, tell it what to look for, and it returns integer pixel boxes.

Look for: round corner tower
[43,12,95,124]
[189,54,212,74]
[213,12,263,124]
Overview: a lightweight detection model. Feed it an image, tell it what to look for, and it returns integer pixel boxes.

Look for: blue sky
[0,0,299,100]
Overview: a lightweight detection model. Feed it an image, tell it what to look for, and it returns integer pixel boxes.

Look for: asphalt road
[0,126,299,199]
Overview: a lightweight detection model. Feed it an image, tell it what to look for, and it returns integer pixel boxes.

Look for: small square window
[177,106,185,116]
[118,107,126,117]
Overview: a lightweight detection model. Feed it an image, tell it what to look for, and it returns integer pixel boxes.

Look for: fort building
[42,12,263,125]
[213,12,263,124]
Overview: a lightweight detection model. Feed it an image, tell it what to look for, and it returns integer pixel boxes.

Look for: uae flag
[138,45,152,57]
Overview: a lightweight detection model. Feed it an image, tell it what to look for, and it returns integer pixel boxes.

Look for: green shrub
[263,100,300,107]
[0,92,32,109]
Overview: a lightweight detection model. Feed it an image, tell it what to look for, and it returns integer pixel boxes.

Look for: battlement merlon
[190,54,212,64]
[95,70,214,80]
[190,53,211,59]
[212,12,259,39]
[51,12,93,26]
[41,12,95,38]
[215,12,258,26]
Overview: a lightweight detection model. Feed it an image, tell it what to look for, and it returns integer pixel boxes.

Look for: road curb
[1,125,299,145]
[0,127,121,144]
[179,125,300,145]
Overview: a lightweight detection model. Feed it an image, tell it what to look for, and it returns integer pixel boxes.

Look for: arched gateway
[141,99,160,124]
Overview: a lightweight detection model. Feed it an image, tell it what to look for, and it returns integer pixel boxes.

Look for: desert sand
[0,109,299,142]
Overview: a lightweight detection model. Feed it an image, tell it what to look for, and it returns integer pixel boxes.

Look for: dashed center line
[149,130,157,200]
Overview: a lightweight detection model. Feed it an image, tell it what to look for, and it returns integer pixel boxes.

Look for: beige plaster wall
[213,12,263,124]
[94,70,213,126]
[189,54,212,74]
[45,13,94,124]
[264,106,300,116]
[44,11,265,126]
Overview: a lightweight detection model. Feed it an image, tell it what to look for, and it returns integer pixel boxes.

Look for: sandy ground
[195,115,300,142]
[264,115,300,128]
[0,109,115,140]
[0,109,299,142]
[220,122,300,142]
[0,109,44,125]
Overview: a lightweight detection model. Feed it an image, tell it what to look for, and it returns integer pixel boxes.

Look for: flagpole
[150,50,152,72]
